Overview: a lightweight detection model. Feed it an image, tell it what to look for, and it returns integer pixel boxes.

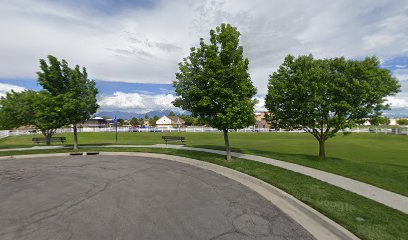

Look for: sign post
[114,115,118,144]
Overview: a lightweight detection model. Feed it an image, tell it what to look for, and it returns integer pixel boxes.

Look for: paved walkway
[163,145,408,214]
[2,144,408,214]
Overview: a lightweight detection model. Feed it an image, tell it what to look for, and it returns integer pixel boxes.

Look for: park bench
[32,137,66,144]
[162,136,185,145]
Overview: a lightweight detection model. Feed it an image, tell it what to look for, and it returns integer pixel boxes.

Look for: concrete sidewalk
[166,145,408,214]
[1,144,408,214]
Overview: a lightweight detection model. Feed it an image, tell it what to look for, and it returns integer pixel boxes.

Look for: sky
[1,0,408,116]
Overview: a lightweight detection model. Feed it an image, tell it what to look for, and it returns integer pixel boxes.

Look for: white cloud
[98,92,145,110]
[153,94,176,109]
[387,68,408,114]
[387,96,408,108]
[1,0,408,114]
[2,0,408,91]
[393,69,408,82]
[254,96,266,113]
[0,83,26,98]
[98,91,179,113]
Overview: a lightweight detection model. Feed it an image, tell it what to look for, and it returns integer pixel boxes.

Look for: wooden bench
[162,136,185,145]
[32,137,66,144]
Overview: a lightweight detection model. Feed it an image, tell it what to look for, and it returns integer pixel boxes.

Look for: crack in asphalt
[0,165,152,239]
[0,156,315,240]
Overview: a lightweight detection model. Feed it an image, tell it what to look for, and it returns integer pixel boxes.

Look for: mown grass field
[0,147,407,240]
[1,132,407,197]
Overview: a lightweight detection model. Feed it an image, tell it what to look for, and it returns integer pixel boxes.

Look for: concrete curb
[0,152,359,240]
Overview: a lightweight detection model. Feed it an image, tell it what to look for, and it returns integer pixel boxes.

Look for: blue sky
[1,0,408,116]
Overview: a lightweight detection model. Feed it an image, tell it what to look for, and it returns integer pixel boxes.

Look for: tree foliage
[173,23,257,160]
[396,119,408,125]
[369,116,390,126]
[37,55,99,149]
[130,117,139,126]
[178,115,195,126]
[0,55,98,147]
[0,90,67,143]
[265,55,400,157]
[0,90,37,129]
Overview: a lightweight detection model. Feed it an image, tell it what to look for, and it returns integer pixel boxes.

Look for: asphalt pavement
[0,155,314,240]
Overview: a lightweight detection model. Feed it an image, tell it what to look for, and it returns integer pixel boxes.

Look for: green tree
[144,114,149,119]
[173,23,257,160]
[396,119,408,125]
[37,55,99,149]
[33,92,67,143]
[265,55,400,158]
[0,90,36,129]
[148,115,159,126]
[369,116,390,126]
[0,90,66,144]
[178,115,196,126]
[153,115,160,124]
[130,117,139,126]
[117,118,125,126]
[168,111,176,116]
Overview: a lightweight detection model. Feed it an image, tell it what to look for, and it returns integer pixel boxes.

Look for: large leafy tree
[173,23,257,160]
[0,90,66,144]
[37,55,99,149]
[265,55,400,158]
[61,66,98,149]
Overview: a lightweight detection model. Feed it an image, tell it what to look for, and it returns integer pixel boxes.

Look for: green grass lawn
[0,147,407,240]
[1,132,407,196]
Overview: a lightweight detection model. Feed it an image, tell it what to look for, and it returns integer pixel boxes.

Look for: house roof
[91,117,105,120]
[168,116,185,124]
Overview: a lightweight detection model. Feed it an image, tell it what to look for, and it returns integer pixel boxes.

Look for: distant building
[81,117,108,128]
[390,118,397,125]
[156,116,186,129]
[143,119,150,126]
[255,112,270,129]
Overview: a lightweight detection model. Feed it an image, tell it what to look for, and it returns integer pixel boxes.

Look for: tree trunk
[223,129,232,161]
[46,134,51,145]
[41,129,53,145]
[73,123,79,150]
[318,139,326,158]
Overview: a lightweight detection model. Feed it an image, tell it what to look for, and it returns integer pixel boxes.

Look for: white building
[156,116,185,129]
